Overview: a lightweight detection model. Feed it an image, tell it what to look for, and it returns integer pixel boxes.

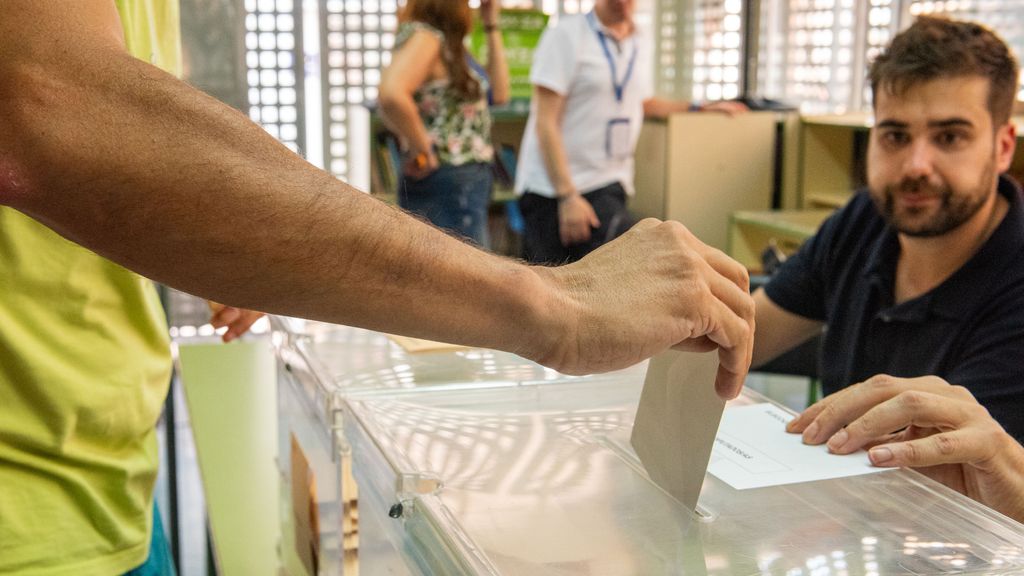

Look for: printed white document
[707,403,890,490]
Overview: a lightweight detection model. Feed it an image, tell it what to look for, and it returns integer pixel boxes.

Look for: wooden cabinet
[727,209,833,272]
[632,111,787,251]
[795,113,871,209]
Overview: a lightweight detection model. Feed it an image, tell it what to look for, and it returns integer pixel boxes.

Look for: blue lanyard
[587,11,638,104]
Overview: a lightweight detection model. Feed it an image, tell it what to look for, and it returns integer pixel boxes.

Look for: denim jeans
[399,161,493,248]
[123,503,176,576]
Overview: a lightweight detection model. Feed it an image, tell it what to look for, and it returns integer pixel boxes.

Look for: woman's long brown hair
[399,0,482,100]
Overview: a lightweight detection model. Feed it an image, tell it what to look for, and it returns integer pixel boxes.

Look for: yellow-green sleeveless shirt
[0,2,181,574]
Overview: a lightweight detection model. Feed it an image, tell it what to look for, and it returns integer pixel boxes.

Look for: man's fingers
[789,374,947,445]
[568,222,591,245]
[559,216,593,247]
[714,358,746,400]
[700,245,750,292]
[221,310,265,342]
[786,381,872,436]
[210,305,240,328]
[703,101,749,117]
[578,222,592,242]
[825,394,928,454]
[671,225,749,292]
[701,294,754,399]
[660,232,753,399]
[671,298,750,399]
[223,316,258,342]
[868,429,986,469]
[558,198,599,247]
[789,383,876,443]
[706,262,756,326]
[829,391,983,455]
[559,222,579,246]
[584,202,601,229]
[669,283,752,399]
[786,397,830,434]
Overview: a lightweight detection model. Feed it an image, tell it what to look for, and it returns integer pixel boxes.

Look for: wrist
[407,143,433,159]
[483,24,498,32]
[403,147,435,170]
[992,433,1024,522]
[556,189,579,203]
[402,137,427,153]
[518,265,577,372]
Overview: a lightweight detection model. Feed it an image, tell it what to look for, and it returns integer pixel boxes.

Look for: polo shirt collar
[862,175,1024,322]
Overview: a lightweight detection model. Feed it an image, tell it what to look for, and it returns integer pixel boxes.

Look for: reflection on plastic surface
[273,318,632,399]
[345,379,1024,576]
[271,317,650,575]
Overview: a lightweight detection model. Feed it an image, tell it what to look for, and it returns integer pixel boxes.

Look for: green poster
[469,9,549,101]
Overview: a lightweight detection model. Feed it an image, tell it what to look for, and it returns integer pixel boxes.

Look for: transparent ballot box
[272,318,645,575]
[271,316,598,426]
[343,377,1024,575]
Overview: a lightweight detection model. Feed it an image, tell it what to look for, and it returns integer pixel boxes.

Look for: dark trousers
[518,182,635,264]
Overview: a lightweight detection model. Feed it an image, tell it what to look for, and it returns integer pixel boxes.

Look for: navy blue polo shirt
[765,175,1024,441]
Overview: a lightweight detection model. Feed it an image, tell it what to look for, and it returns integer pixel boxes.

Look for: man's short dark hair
[869,16,1020,126]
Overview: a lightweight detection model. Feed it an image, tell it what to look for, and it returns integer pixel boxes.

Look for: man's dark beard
[873,159,995,238]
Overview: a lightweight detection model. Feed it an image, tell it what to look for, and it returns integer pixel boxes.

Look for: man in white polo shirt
[515,0,745,264]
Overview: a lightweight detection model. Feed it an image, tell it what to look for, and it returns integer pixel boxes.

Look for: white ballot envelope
[630,350,725,510]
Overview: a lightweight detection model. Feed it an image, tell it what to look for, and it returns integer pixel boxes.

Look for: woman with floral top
[379,0,510,247]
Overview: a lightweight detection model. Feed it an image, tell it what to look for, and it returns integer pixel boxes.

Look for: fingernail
[802,422,820,444]
[785,419,800,432]
[870,447,894,465]
[827,428,849,451]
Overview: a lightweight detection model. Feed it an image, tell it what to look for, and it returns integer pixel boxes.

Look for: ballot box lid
[343,375,1024,575]
[271,317,645,428]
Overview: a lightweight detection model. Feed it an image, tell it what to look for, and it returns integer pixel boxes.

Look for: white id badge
[606,118,632,160]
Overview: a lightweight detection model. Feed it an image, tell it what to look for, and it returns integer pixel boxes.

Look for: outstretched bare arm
[0,1,754,394]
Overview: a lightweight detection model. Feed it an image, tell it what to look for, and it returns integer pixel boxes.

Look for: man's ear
[995,120,1016,174]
